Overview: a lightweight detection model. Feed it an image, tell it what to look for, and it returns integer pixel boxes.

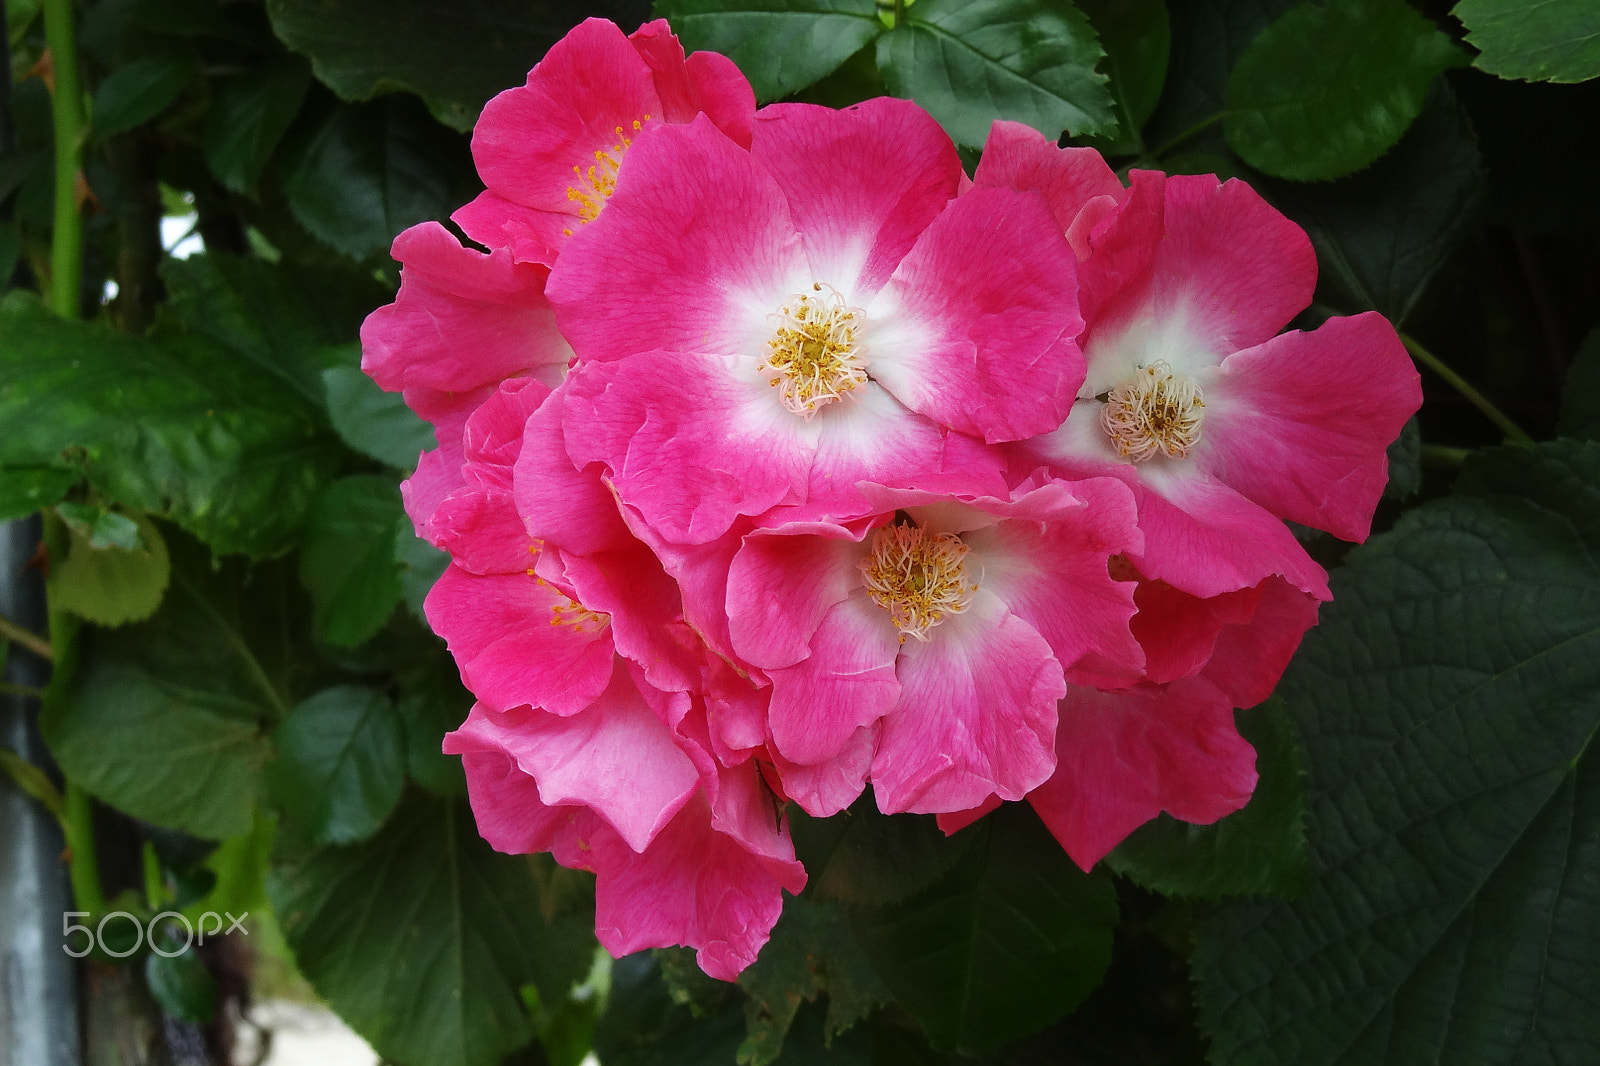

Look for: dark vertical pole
[0,515,80,1065]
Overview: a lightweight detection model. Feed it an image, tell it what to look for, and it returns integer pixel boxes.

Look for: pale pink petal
[1030,677,1258,870]
[770,724,876,817]
[727,521,868,670]
[767,591,901,767]
[1200,312,1420,541]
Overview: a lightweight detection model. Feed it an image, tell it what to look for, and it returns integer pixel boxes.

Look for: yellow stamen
[859,523,979,643]
[1100,360,1205,461]
[759,283,869,418]
[565,116,650,224]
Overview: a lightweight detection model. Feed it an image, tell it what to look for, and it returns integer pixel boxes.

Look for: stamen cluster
[760,284,870,417]
[859,523,979,641]
[1101,361,1205,461]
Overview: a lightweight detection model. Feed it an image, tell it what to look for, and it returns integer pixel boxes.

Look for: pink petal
[727,521,870,670]
[685,50,756,148]
[1030,677,1258,870]
[972,120,1124,234]
[553,545,699,694]
[1201,576,1320,708]
[1130,578,1263,686]
[935,794,1001,836]
[770,724,876,817]
[453,747,596,855]
[1201,312,1420,541]
[767,592,901,767]
[513,383,635,556]
[451,191,569,267]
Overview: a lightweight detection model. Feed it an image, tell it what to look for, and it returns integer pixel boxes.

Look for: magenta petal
[514,384,634,556]
[727,523,867,670]
[684,50,756,148]
[424,564,614,715]
[451,191,569,267]
[767,592,901,767]
[935,794,1001,837]
[555,545,699,693]
[452,747,593,855]
[751,99,962,299]
[1130,579,1262,686]
[871,591,1063,814]
[1202,312,1420,541]
[868,186,1084,443]
[1201,576,1320,708]
[972,120,1123,234]
[361,222,568,394]
[771,724,876,817]
[1030,678,1258,870]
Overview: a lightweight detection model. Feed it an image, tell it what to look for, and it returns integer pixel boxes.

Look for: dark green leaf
[6,0,39,47]
[267,0,651,131]
[0,292,335,557]
[877,0,1115,148]
[1107,698,1310,899]
[850,804,1118,1056]
[1193,440,1600,1065]
[1270,83,1485,326]
[594,952,747,1066]
[0,220,19,283]
[323,363,434,469]
[280,96,474,260]
[1075,0,1170,151]
[790,796,974,907]
[203,61,314,196]
[1557,326,1600,441]
[53,501,144,550]
[0,468,78,522]
[737,896,888,1066]
[145,940,218,1024]
[1383,416,1422,501]
[396,666,469,797]
[269,685,405,845]
[49,510,171,627]
[1224,0,1465,181]
[42,540,286,839]
[268,791,598,1066]
[1454,0,1600,84]
[298,475,405,647]
[91,54,197,140]
[396,523,450,622]
[656,0,883,102]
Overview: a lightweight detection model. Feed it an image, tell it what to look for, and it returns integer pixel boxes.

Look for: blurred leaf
[1454,0,1600,84]
[0,220,19,283]
[0,748,66,821]
[49,509,170,626]
[145,940,218,1024]
[396,523,450,622]
[280,95,474,261]
[1225,0,1465,181]
[323,362,434,469]
[877,0,1115,148]
[594,952,746,1066]
[1107,698,1310,899]
[790,796,974,908]
[1558,326,1600,441]
[299,475,405,647]
[269,790,598,1066]
[0,468,79,523]
[0,292,335,556]
[1272,83,1485,326]
[396,666,469,796]
[267,0,651,131]
[182,811,274,924]
[1076,0,1170,151]
[656,0,883,102]
[42,540,285,839]
[6,0,40,47]
[90,54,198,140]
[850,803,1118,1056]
[1139,0,1291,153]
[204,60,314,196]
[270,685,405,845]
[54,501,145,549]
[1383,416,1422,501]
[1193,440,1600,1064]
[737,896,888,1065]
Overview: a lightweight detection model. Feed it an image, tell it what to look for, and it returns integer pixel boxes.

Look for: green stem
[893,0,905,27]
[1151,112,1224,161]
[1398,331,1533,444]
[0,681,48,698]
[0,613,54,662]
[42,0,85,320]
[64,782,107,915]
[1421,444,1472,468]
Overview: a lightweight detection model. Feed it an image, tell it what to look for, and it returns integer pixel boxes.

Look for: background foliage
[0,0,1596,1063]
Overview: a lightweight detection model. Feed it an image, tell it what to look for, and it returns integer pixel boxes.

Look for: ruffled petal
[1200,576,1320,708]
[767,591,901,767]
[972,120,1124,234]
[727,522,866,670]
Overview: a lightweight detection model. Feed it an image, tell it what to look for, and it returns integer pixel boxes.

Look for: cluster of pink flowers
[361,19,1421,979]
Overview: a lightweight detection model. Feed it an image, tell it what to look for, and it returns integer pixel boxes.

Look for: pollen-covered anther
[549,594,610,635]
[759,283,869,418]
[565,115,650,224]
[1100,360,1205,462]
[859,523,980,643]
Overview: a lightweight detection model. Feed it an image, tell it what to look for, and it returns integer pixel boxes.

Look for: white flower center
[859,523,978,643]
[760,283,869,418]
[1100,360,1205,462]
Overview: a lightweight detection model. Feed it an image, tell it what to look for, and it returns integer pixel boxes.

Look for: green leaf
[268,791,599,1066]
[266,0,651,132]
[1193,439,1600,1065]
[655,0,883,102]
[396,666,469,797]
[1224,0,1465,181]
[737,896,888,1066]
[53,501,144,550]
[0,468,78,522]
[269,685,405,845]
[850,803,1118,1056]
[323,363,434,469]
[298,475,405,647]
[280,96,474,260]
[49,509,171,627]
[1107,698,1310,899]
[91,54,198,140]
[877,0,1116,148]
[145,941,218,1024]
[1076,0,1171,150]
[42,540,286,839]
[1383,416,1422,501]
[1557,326,1600,441]
[203,60,314,196]
[396,523,450,622]
[790,796,974,907]
[1454,0,1600,84]
[0,292,335,557]
[1270,83,1485,326]
[594,952,746,1066]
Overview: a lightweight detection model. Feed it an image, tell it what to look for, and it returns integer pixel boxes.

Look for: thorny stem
[42,0,85,320]
[1399,331,1533,444]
